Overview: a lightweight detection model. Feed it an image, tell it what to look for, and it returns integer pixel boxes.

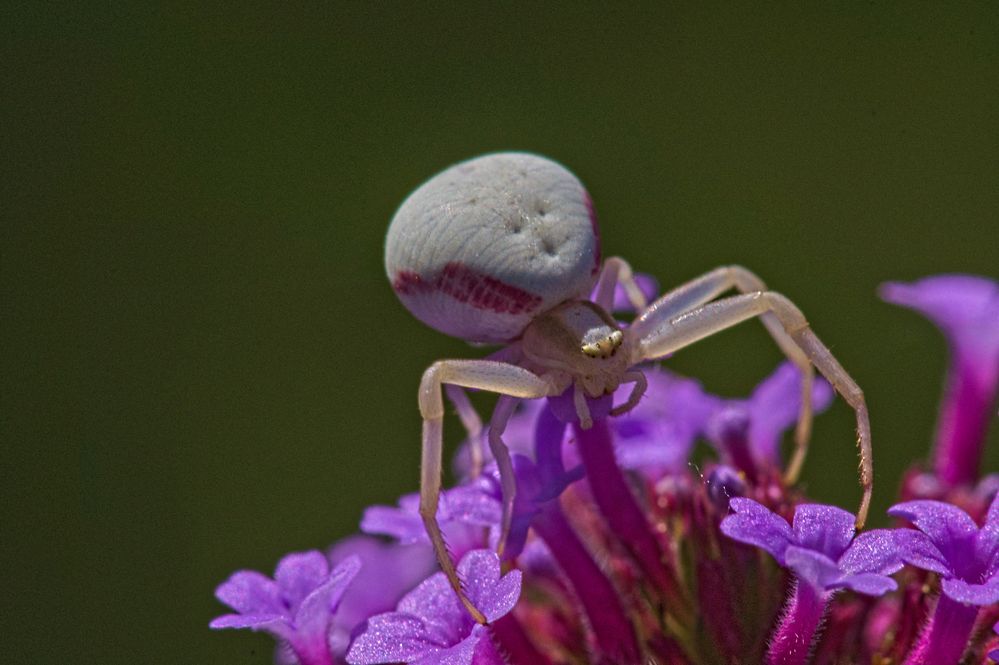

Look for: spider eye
[581,330,624,359]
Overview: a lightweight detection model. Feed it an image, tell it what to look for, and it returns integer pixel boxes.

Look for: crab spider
[386,153,872,624]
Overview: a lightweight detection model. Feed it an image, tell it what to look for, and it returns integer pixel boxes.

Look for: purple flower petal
[889,500,978,564]
[748,363,834,462]
[792,504,856,560]
[460,550,522,622]
[360,502,426,544]
[839,529,904,576]
[720,497,793,564]
[888,500,978,541]
[213,570,284,617]
[361,491,489,557]
[276,551,331,611]
[348,613,441,663]
[327,536,435,640]
[347,550,521,665]
[840,572,898,597]
[444,482,504,526]
[346,550,521,665]
[892,529,952,576]
[397,571,470,646]
[879,275,999,365]
[611,368,717,477]
[590,272,659,312]
[940,574,999,606]
[410,630,482,665]
[212,550,361,665]
[881,275,999,487]
[784,545,844,590]
[209,612,288,634]
[293,555,360,637]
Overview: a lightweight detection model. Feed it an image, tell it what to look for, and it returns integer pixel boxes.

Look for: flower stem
[903,594,978,665]
[533,500,640,664]
[475,628,512,665]
[765,579,828,665]
[490,615,553,665]
[933,357,998,487]
[573,420,682,603]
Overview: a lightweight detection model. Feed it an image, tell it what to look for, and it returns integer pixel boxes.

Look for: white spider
[385,152,872,623]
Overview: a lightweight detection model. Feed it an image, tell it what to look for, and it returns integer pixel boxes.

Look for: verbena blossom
[346,550,520,665]
[212,273,999,664]
[705,362,833,476]
[211,552,361,665]
[326,537,435,658]
[888,496,999,665]
[881,275,999,488]
[360,480,500,558]
[721,499,901,664]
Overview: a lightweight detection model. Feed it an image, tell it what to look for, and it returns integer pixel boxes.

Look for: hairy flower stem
[533,500,641,663]
[573,420,684,606]
[933,358,997,487]
[695,554,742,660]
[766,579,828,665]
[474,631,510,665]
[903,594,978,665]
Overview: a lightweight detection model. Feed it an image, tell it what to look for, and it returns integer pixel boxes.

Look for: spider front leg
[630,265,816,481]
[593,256,649,312]
[419,359,554,623]
[632,291,873,528]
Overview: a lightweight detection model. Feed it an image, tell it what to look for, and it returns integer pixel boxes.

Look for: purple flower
[721,498,901,595]
[590,271,659,312]
[889,496,998,665]
[889,496,999,606]
[609,366,718,478]
[345,549,521,665]
[360,481,500,559]
[705,464,747,510]
[707,362,834,471]
[721,498,901,665]
[990,621,998,662]
[211,272,999,664]
[452,399,544,479]
[880,275,999,487]
[326,536,435,657]
[211,551,361,665]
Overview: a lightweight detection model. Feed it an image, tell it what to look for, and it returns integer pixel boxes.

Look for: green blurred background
[4,3,998,663]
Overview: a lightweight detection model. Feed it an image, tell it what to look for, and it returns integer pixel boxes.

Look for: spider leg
[487,396,518,556]
[573,381,593,429]
[610,370,648,417]
[632,291,872,528]
[419,359,554,623]
[444,385,485,477]
[593,256,649,312]
[629,265,815,482]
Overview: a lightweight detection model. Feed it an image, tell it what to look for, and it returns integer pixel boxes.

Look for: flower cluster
[212,274,999,664]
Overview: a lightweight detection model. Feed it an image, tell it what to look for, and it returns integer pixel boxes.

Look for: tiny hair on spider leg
[384,152,873,622]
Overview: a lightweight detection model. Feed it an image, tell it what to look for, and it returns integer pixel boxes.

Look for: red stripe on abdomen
[393,262,542,315]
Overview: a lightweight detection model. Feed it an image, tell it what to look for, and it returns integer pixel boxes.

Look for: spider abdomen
[386,152,600,343]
